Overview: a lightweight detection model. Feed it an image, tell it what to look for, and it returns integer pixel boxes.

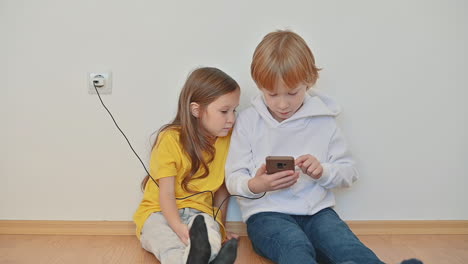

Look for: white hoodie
[225,91,359,222]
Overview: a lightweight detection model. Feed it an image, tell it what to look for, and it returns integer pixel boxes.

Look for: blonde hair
[141,67,240,192]
[251,30,320,91]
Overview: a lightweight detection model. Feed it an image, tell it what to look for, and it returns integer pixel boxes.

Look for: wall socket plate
[88,72,112,94]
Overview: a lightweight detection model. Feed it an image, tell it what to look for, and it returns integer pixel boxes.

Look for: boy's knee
[276,243,315,264]
[253,237,315,262]
[286,240,314,254]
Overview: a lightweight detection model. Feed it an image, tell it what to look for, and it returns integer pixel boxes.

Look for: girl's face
[261,80,307,122]
[200,88,240,138]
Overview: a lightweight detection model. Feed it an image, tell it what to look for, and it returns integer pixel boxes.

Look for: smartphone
[266,156,295,174]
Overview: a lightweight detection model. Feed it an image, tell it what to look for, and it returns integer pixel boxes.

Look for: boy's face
[261,81,307,122]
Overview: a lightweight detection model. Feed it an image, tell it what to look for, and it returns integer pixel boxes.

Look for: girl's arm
[159,176,189,245]
[214,183,239,240]
[214,183,230,224]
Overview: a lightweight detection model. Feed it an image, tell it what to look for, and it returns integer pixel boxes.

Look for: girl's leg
[300,208,384,264]
[210,238,239,264]
[246,212,318,264]
[186,214,211,263]
[140,211,186,264]
[184,209,222,263]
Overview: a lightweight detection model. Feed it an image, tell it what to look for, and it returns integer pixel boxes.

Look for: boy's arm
[225,112,264,198]
[159,176,189,245]
[316,125,359,189]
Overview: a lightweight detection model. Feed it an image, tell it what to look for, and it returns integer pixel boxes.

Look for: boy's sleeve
[225,112,264,198]
[149,131,179,180]
[316,124,359,189]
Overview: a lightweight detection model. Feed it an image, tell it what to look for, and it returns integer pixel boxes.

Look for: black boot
[186,215,211,264]
[400,259,423,264]
[209,238,238,264]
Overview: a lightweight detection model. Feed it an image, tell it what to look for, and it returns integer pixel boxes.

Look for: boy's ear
[190,102,200,118]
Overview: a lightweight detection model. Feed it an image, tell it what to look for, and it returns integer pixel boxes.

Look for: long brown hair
[141,67,239,192]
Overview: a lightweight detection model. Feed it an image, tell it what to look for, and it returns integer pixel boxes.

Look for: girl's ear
[190,102,200,118]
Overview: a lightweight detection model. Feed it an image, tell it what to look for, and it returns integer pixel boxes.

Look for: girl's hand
[226,231,240,241]
[174,223,190,246]
[295,154,323,179]
[248,164,299,194]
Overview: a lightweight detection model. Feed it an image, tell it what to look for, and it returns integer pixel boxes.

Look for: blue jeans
[246,208,384,264]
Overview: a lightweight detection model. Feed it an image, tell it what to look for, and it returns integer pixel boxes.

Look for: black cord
[213,192,266,220]
[93,83,151,177]
[93,82,266,221]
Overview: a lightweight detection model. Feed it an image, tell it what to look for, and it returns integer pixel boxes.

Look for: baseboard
[0,220,135,236]
[1,220,467,236]
[346,220,468,235]
[228,220,468,236]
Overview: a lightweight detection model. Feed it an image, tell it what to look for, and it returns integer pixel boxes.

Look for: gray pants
[141,208,222,264]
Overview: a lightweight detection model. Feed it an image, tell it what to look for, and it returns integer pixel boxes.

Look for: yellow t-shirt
[133,128,231,239]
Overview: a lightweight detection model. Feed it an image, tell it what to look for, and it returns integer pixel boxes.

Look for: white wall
[2,0,467,221]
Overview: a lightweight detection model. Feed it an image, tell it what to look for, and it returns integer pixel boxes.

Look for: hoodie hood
[251,91,341,127]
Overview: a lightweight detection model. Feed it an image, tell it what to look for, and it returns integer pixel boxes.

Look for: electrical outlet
[88,72,112,94]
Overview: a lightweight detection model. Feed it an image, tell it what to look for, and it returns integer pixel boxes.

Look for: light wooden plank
[1,234,468,264]
[1,220,468,236]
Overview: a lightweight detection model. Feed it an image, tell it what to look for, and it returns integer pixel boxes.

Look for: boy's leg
[140,211,186,264]
[246,212,318,264]
[301,208,384,264]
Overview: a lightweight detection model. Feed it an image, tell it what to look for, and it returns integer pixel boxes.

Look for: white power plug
[92,75,105,87]
[88,72,112,94]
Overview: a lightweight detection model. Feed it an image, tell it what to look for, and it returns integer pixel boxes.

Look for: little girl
[134,67,240,264]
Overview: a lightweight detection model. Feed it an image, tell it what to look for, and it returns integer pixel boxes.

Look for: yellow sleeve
[149,130,180,180]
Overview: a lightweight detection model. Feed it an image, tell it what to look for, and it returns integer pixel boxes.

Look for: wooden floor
[1,234,467,264]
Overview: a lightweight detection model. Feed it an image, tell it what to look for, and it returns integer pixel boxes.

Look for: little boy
[225,30,383,264]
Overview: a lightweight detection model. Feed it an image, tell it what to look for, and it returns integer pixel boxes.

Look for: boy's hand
[248,164,299,194]
[174,223,190,246]
[295,154,323,179]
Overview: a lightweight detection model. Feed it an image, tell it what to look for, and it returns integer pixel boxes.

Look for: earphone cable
[93,83,266,221]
